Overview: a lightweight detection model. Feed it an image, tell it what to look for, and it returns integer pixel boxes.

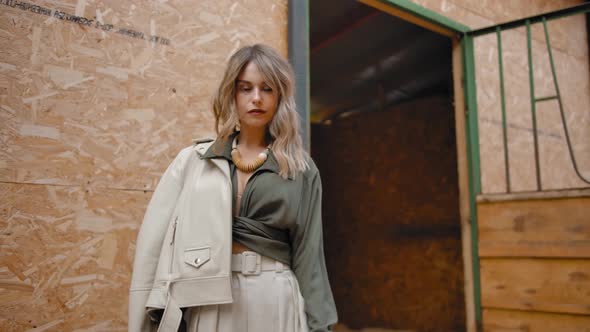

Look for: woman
[129,44,337,332]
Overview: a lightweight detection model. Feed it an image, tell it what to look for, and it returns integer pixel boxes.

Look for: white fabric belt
[157,251,290,332]
[231,251,289,275]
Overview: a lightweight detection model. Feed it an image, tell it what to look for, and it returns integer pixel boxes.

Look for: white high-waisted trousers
[181,252,308,332]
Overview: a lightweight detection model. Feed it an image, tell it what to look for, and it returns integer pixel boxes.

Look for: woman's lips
[248,109,265,115]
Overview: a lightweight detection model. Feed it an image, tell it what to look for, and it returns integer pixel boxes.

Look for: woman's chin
[240,119,272,131]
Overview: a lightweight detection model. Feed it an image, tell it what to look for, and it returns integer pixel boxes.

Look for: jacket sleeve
[128,147,192,332]
[290,165,338,332]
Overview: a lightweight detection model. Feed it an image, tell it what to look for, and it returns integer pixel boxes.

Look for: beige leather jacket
[128,140,232,332]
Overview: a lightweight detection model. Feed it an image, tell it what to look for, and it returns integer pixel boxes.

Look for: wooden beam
[452,38,477,332]
[483,308,590,332]
[478,197,590,258]
[311,11,380,54]
[477,188,590,203]
[481,258,590,315]
[359,0,458,37]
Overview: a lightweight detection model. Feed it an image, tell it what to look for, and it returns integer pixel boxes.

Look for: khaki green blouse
[200,132,338,332]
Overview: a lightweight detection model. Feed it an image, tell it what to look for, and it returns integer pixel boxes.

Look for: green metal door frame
[461,32,483,328]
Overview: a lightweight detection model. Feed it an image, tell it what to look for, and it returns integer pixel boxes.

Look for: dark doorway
[309,2,466,331]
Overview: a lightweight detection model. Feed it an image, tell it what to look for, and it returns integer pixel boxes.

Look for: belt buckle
[241,251,261,275]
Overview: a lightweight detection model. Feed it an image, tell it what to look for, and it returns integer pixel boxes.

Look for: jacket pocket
[184,246,211,269]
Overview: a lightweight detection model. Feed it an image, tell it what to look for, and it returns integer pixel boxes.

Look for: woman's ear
[235,121,241,132]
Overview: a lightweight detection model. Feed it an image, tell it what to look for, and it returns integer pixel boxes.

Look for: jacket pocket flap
[184,246,211,268]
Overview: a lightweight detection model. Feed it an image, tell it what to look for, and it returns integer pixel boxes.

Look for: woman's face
[235,62,278,131]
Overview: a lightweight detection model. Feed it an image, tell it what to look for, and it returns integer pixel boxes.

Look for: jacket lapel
[194,141,230,181]
[209,157,230,180]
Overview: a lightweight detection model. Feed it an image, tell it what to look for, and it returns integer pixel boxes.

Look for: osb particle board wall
[411,0,590,193]
[313,96,466,332]
[0,0,287,330]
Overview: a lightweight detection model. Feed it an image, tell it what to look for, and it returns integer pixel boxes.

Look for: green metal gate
[464,2,590,194]
[462,2,590,328]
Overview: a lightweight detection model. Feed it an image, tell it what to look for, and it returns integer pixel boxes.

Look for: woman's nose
[252,88,262,104]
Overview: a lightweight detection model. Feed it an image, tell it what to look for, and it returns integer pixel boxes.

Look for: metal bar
[496,27,511,193]
[543,18,590,185]
[526,20,542,191]
[288,0,310,150]
[462,35,483,328]
[535,96,558,102]
[467,2,590,37]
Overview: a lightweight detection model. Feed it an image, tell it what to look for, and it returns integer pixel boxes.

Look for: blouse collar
[201,131,287,178]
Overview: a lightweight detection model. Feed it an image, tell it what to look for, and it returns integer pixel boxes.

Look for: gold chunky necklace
[231,136,270,173]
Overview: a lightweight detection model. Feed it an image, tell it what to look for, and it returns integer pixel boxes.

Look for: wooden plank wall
[478,195,590,331]
[0,0,287,330]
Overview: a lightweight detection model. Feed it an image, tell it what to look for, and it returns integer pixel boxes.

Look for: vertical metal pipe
[462,34,482,327]
[288,0,310,150]
[526,20,542,190]
[496,27,511,193]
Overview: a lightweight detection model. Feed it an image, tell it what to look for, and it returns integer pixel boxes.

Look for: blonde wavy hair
[212,44,309,179]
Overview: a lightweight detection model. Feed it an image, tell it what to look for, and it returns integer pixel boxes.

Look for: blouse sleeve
[290,165,338,332]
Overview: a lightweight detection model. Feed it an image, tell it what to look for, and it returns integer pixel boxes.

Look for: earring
[235,120,241,132]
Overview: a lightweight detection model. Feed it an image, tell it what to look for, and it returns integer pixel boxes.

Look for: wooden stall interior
[316,1,590,332]
[309,1,466,331]
[309,1,590,332]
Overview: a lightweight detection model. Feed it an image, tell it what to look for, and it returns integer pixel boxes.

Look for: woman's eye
[239,86,252,92]
[263,87,273,92]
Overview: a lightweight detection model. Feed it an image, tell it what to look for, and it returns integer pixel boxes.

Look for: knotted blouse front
[200,132,337,332]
